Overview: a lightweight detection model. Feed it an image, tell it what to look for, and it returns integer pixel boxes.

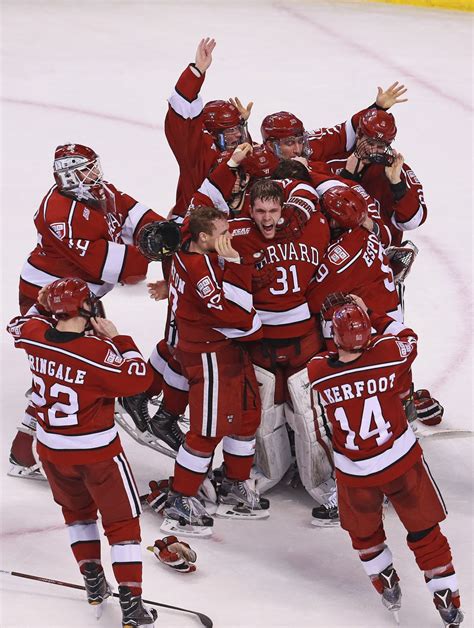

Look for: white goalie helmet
[53,143,104,200]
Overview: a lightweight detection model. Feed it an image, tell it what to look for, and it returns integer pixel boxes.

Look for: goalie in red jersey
[307,295,463,628]
[10,143,180,480]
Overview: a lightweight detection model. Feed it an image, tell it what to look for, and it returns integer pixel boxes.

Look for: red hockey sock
[67,522,101,570]
[162,382,188,416]
[172,433,218,495]
[222,436,255,481]
[407,525,452,571]
[111,543,142,596]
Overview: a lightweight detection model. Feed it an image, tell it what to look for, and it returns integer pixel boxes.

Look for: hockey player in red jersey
[308,296,463,627]
[260,81,408,161]
[7,278,157,627]
[160,206,269,536]
[10,143,180,479]
[165,38,253,221]
[227,179,336,515]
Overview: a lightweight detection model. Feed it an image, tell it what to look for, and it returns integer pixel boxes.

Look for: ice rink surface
[1,1,472,626]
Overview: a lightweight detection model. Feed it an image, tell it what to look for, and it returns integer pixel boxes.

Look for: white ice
[1,1,472,627]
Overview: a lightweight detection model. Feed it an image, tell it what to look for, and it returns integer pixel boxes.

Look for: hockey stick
[0,569,213,627]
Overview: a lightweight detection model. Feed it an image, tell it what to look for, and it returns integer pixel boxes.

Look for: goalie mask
[137,221,182,261]
[203,100,248,151]
[355,110,397,166]
[46,277,101,320]
[332,303,371,353]
[53,143,115,212]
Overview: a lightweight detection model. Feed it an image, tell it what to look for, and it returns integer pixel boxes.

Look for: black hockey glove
[137,221,181,261]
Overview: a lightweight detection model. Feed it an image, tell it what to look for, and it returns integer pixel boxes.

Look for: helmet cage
[54,156,104,192]
[268,132,309,160]
[355,135,394,166]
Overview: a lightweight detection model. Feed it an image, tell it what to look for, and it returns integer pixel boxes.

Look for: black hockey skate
[434,589,464,627]
[216,476,270,520]
[148,407,185,452]
[311,482,339,527]
[82,562,111,618]
[119,585,157,628]
[118,393,150,432]
[161,491,214,538]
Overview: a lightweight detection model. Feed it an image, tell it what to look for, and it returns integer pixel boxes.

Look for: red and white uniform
[230,212,330,341]
[307,228,401,322]
[7,311,153,465]
[19,184,163,302]
[307,119,427,247]
[169,246,263,496]
[308,314,421,487]
[165,64,220,220]
[7,309,153,594]
[309,166,392,247]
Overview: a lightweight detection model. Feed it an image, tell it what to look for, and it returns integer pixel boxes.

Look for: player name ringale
[320,373,396,404]
[27,354,86,384]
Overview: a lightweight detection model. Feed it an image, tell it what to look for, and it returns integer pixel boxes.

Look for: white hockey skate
[215,476,270,521]
[311,478,340,528]
[114,397,180,459]
[161,492,214,539]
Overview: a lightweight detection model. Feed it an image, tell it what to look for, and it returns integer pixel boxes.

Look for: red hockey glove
[274,206,308,241]
[141,479,170,514]
[241,251,277,291]
[147,536,197,573]
[320,292,354,321]
[413,389,444,426]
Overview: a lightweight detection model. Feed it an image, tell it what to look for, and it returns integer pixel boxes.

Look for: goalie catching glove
[137,221,181,261]
[147,536,197,574]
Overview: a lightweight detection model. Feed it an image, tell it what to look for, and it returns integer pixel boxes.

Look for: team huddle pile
[6,38,463,628]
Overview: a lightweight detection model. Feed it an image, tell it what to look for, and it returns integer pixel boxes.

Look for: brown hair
[249,179,284,208]
[188,206,227,242]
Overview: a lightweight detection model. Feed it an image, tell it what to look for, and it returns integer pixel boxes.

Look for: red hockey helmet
[261,111,305,143]
[53,143,103,192]
[46,277,96,319]
[358,109,397,144]
[332,303,371,352]
[242,144,279,179]
[203,100,242,132]
[321,186,368,229]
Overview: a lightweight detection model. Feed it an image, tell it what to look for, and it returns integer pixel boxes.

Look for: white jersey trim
[257,302,311,327]
[391,205,424,231]
[101,241,126,284]
[345,118,357,151]
[222,281,253,313]
[120,202,150,245]
[197,179,230,214]
[168,89,203,120]
[314,179,347,198]
[21,260,114,297]
[37,423,118,451]
[334,426,417,477]
[213,311,262,339]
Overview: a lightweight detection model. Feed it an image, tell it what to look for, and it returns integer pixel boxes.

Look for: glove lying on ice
[413,389,444,426]
[141,479,170,514]
[147,536,197,573]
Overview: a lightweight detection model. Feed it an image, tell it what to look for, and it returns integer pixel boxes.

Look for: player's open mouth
[262,224,274,233]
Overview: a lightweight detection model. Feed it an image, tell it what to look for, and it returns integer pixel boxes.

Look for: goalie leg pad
[287,368,334,500]
[252,365,292,493]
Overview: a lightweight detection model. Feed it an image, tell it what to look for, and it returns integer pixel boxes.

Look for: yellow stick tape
[362,0,473,10]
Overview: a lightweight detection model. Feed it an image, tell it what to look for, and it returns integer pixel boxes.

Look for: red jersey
[308,314,421,487]
[306,106,370,162]
[170,246,262,353]
[307,227,401,322]
[20,184,163,300]
[7,311,152,465]
[309,166,392,247]
[309,158,427,247]
[165,64,220,220]
[230,212,330,340]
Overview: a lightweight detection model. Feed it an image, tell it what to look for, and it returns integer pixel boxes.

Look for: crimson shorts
[248,328,322,404]
[41,452,142,531]
[338,458,448,545]
[176,342,260,438]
